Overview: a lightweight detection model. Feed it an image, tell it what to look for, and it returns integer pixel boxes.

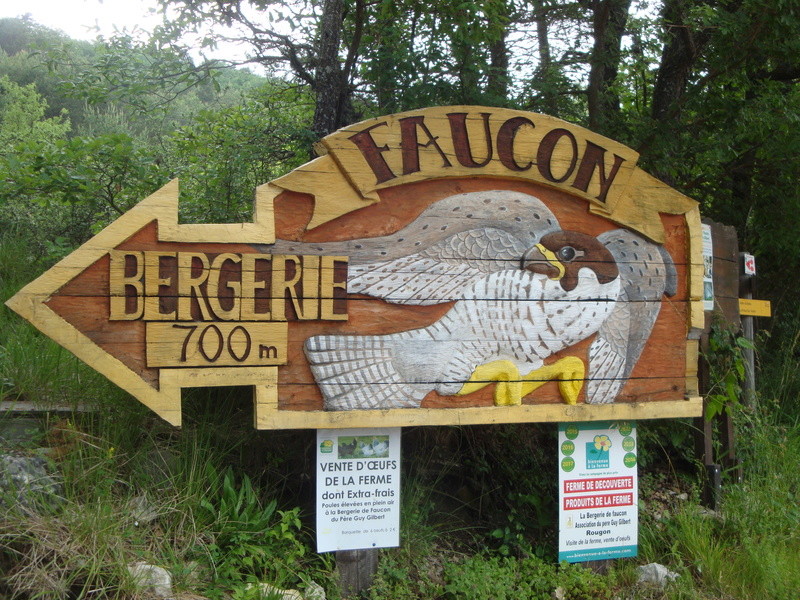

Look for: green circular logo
[618,422,633,436]
[561,457,575,472]
[623,452,637,468]
[561,440,575,456]
[622,436,636,452]
[564,425,579,440]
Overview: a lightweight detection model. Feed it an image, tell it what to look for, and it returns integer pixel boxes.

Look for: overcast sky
[1,0,162,41]
[1,0,264,70]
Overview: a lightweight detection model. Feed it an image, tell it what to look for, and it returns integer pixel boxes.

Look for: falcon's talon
[520,356,586,405]
[457,356,586,406]
[456,360,524,406]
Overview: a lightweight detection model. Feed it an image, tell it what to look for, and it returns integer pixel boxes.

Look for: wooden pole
[739,253,757,410]
[337,549,379,597]
[694,220,741,506]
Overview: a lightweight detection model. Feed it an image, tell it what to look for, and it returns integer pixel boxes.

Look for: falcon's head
[521,231,619,292]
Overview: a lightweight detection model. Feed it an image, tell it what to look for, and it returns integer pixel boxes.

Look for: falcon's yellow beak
[523,243,565,280]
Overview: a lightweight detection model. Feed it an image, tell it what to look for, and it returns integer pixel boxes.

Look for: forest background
[1,0,799,598]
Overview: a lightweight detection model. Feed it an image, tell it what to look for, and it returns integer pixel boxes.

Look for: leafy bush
[442,554,613,600]
[194,468,307,597]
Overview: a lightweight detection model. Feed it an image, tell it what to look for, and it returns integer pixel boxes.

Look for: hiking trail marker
[6,106,704,429]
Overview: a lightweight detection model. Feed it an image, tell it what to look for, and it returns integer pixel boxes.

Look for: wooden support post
[583,559,611,575]
[337,549,379,597]
[705,464,722,511]
[739,253,757,411]
[694,220,741,505]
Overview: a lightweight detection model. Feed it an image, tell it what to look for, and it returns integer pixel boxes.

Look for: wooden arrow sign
[6,107,705,429]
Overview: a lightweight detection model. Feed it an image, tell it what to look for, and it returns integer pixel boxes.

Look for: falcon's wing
[585,230,677,404]
[346,226,529,305]
[265,190,561,306]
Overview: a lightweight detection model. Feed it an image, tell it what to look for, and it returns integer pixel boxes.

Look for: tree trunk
[487,27,510,103]
[313,0,348,138]
[532,0,559,116]
[651,0,711,123]
[587,0,632,134]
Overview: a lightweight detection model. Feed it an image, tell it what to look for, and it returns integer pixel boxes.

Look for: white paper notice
[558,421,638,563]
[702,223,714,311]
[316,428,401,553]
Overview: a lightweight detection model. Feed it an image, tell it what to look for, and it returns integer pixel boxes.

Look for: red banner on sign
[563,476,633,494]
[562,493,634,510]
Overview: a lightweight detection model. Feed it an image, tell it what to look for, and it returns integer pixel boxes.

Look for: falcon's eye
[559,246,578,262]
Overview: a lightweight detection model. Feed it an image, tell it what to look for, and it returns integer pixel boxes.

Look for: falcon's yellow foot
[456,360,523,406]
[519,356,586,405]
[457,356,586,406]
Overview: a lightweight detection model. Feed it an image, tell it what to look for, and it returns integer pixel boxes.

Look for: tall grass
[0,230,107,410]
[639,409,800,600]
[1,390,331,599]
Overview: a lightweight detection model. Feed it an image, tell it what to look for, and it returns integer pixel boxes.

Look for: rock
[0,417,43,447]
[182,560,209,587]
[128,494,159,525]
[245,582,303,600]
[0,453,63,512]
[698,506,722,520]
[141,448,181,488]
[551,586,566,600]
[636,562,679,588]
[304,580,326,600]
[127,562,173,598]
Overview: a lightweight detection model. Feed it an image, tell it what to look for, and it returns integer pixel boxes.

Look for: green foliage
[0,74,70,153]
[490,492,552,558]
[0,16,73,58]
[759,318,800,425]
[168,83,312,224]
[636,418,695,470]
[0,389,330,600]
[43,30,215,115]
[459,426,558,558]
[705,318,755,420]
[195,467,306,595]
[0,132,166,253]
[442,554,613,600]
[0,230,112,408]
[357,0,513,113]
[639,413,800,600]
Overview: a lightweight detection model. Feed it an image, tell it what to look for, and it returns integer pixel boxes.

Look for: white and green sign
[316,428,401,552]
[558,421,638,562]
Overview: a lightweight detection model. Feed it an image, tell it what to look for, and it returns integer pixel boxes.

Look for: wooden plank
[321,107,640,213]
[254,398,703,430]
[704,219,740,325]
[145,322,288,368]
[0,401,93,413]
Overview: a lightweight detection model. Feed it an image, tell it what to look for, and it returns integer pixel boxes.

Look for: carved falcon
[268,190,676,410]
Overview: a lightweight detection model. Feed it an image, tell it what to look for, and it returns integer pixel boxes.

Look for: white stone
[246,582,303,600]
[636,562,679,588]
[128,494,159,525]
[127,562,173,598]
[304,580,326,600]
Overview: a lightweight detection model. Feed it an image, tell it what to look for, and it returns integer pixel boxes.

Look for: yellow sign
[739,298,772,317]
